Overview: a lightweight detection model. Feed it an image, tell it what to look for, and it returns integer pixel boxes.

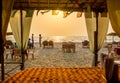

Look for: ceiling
[13,0,107,12]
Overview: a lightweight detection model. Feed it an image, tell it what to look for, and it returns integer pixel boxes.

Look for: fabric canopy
[107,0,120,37]
[2,0,14,43]
[10,10,34,50]
[84,12,109,52]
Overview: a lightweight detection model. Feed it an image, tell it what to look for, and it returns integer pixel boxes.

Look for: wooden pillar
[0,21,5,81]
[0,1,5,80]
[93,11,99,66]
[20,9,25,70]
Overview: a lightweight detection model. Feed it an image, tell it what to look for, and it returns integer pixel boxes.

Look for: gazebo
[1,0,120,81]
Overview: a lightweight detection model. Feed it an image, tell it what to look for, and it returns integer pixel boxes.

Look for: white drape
[107,0,120,37]
[10,10,34,50]
[10,10,21,48]
[85,12,109,52]
[2,0,14,42]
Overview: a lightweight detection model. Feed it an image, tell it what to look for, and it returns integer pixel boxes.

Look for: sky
[7,10,114,37]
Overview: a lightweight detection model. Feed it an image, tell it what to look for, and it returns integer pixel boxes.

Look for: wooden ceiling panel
[13,0,107,12]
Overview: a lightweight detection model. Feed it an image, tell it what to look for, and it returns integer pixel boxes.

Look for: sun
[52,36,66,42]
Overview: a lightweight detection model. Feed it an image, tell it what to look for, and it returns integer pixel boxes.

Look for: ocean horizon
[6,35,120,43]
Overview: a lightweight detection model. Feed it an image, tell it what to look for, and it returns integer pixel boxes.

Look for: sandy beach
[2,42,108,80]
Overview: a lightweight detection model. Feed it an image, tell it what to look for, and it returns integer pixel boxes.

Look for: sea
[6,35,120,43]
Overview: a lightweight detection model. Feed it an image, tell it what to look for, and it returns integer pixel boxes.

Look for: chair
[107,44,113,55]
[114,47,120,56]
[27,48,35,59]
[62,42,68,52]
[100,53,108,67]
[42,40,49,48]
[5,40,14,49]
[12,48,30,60]
[4,46,13,59]
[48,40,54,48]
[68,42,76,53]
[12,48,21,60]
[104,57,114,81]
[82,40,89,48]
[100,53,114,81]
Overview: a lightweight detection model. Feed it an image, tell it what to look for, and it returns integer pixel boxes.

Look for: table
[2,67,106,83]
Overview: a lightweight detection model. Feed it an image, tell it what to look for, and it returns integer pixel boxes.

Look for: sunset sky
[7,10,114,37]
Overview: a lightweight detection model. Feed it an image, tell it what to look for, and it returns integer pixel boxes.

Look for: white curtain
[10,10,34,50]
[2,0,14,43]
[107,0,120,37]
[84,12,109,52]
[98,13,109,50]
[10,10,21,48]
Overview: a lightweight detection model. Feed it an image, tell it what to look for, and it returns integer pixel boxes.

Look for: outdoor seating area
[1,0,120,82]
[4,47,34,60]
[1,42,120,82]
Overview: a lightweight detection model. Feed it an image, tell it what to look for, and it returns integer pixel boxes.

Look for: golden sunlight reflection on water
[51,36,66,42]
